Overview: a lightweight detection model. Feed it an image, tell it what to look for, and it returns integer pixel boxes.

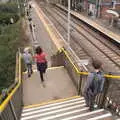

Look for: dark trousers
[84,91,96,109]
[39,71,44,82]
[37,62,47,82]
[27,63,33,76]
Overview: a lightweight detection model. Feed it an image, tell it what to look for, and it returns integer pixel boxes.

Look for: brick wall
[100,0,120,19]
[100,5,113,18]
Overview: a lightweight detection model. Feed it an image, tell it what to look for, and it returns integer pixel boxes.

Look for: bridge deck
[23,66,77,106]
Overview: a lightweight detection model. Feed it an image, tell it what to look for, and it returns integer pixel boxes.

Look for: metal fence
[0,51,23,120]
[53,47,120,116]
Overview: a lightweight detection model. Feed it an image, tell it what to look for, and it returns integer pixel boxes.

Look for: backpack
[89,72,104,95]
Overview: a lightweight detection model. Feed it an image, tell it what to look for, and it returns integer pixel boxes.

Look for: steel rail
[46,5,120,70]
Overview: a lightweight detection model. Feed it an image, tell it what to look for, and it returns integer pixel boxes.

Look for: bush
[0,12,19,24]
[0,2,22,25]
[0,22,21,92]
[0,1,26,93]
[0,3,18,14]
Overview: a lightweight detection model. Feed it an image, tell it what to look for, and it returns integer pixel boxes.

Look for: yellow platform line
[24,95,80,109]
[23,66,64,74]
[47,66,64,70]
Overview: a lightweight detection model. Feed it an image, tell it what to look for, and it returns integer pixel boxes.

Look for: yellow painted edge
[23,66,64,75]
[47,66,64,70]
[24,95,80,109]
[34,3,62,50]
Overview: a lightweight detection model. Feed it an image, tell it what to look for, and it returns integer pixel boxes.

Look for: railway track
[40,4,120,72]
[53,6,120,71]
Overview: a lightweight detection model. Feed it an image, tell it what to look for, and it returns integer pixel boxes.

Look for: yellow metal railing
[0,47,119,118]
[60,48,120,79]
[0,52,22,117]
[60,47,120,115]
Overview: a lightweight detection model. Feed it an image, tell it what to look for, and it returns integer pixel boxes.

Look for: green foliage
[0,12,19,24]
[0,0,28,96]
[0,3,19,25]
[0,0,26,93]
[0,22,21,92]
[0,3,18,14]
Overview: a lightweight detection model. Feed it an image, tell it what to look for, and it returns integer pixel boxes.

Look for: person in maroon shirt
[34,46,47,83]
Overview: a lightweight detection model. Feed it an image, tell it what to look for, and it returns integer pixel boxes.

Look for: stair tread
[23,97,84,112]
[21,103,86,117]
[21,97,113,120]
[21,108,112,120]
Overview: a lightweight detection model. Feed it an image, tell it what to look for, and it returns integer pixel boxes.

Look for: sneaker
[42,81,46,88]
[94,104,98,109]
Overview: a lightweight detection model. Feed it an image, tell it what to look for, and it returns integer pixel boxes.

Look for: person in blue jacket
[84,59,105,111]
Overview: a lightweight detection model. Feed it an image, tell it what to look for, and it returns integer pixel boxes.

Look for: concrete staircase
[21,96,113,120]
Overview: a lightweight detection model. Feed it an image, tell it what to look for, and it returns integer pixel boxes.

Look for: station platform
[56,4,120,44]
[0,1,119,120]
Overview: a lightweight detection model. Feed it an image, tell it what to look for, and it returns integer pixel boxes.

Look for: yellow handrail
[0,53,22,112]
[61,48,120,79]
[0,47,120,113]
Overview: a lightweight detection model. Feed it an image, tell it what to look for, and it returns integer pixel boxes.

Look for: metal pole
[68,0,71,46]
[16,0,21,18]
[10,100,18,120]
[113,1,116,9]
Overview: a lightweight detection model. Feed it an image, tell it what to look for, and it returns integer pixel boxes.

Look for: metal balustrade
[0,51,23,120]
[0,47,120,120]
[53,47,120,116]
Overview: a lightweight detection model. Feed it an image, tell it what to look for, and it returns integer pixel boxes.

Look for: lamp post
[68,0,71,46]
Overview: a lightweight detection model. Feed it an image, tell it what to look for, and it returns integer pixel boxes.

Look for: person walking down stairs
[23,48,33,77]
[83,59,105,111]
[33,46,47,87]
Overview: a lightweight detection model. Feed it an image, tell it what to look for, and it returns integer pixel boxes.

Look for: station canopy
[106,9,120,18]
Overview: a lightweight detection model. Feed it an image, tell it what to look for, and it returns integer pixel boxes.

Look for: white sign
[78,59,89,66]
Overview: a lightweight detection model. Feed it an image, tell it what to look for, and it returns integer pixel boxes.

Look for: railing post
[78,73,82,95]
[101,72,111,108]
[9,99,18,120]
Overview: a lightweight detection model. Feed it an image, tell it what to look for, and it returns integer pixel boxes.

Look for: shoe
[85,105,89,107]
[94,104,98,109]
[42,81,46,88]
[89,107,94,111]
[28,74,31,77]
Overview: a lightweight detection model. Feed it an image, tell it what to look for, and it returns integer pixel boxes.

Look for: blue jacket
[84,71,105,95]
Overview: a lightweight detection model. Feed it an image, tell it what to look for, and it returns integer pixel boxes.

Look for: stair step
[21,97,113,120]
[22,97,84,113]
[21,106,88,120]
[55,109,111,120]
[66,110,112,120]
[83,113,112,120]
[22,103,86,117]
